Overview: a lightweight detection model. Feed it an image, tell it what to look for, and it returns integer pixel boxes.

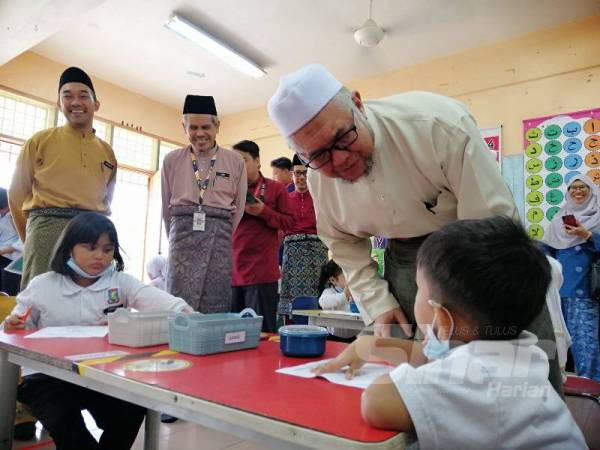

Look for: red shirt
[286,190,317,236]
[232,175,295,286]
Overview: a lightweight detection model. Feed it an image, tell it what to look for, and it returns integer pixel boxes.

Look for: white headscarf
[543,174,600,249]
[146,255,167,291]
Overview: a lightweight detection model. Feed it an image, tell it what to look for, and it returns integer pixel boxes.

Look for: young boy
[314,216,585,449]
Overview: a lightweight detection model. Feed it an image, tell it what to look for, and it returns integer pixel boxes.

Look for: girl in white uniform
[318,260,359,340]
[5,212,192,450]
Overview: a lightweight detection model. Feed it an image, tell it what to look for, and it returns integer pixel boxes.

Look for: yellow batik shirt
[8,123,117,240]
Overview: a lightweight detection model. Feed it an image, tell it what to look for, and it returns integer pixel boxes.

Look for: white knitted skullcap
[268,64,343,137]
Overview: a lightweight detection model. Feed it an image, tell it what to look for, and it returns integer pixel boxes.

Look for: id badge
[193,212,206,231]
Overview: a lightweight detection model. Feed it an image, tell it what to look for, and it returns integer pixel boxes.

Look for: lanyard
[190,147,219,203]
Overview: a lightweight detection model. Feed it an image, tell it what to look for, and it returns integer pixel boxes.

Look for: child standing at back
[314,216,586,450]
[318,259,359,340]
[4,212,192,450]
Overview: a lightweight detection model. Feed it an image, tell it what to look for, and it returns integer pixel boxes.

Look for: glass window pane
[0,140,23,189]
[158,141,179,169]
[0,91,49,140]
[110,169,150,279]
[112,127,154,170]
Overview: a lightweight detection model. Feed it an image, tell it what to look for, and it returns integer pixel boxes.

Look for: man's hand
[373,308,413,338]
[244,199,265,216]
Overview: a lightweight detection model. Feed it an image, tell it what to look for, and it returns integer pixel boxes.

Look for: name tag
[193,212,206,231]
[224,331,246,344]
[215,172,230,178]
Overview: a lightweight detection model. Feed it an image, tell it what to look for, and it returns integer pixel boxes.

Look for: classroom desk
[293,309,371,332]
[0,330,413,450]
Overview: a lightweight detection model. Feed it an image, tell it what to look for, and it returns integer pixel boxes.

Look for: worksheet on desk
[276,359,393,389]
[25,326,109,339]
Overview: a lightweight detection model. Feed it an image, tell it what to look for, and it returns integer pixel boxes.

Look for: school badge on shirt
[107,288,120,304]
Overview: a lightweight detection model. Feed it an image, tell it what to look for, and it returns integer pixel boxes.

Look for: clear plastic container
[108,308,174,347]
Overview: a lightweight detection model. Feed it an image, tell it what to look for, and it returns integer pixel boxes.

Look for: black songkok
[58,67,95,95]
[183,95,217,115]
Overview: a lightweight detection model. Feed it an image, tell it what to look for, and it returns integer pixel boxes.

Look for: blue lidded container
[279,325,328,357]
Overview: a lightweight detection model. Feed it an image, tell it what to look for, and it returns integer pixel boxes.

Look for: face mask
[67,257,114,280]
[423,300,455,360]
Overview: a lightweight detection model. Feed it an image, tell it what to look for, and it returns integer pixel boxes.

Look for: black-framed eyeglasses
[298,109,358,170]
[293,169,308,177]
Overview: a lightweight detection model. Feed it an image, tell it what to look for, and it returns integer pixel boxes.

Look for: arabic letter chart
[523,108,600,240]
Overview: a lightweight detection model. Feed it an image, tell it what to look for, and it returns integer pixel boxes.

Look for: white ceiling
[5,0,600,115]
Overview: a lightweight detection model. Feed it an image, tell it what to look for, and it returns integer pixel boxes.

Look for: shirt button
[575,246,581,252]
[575,266,583,272]
[576,289,584,296]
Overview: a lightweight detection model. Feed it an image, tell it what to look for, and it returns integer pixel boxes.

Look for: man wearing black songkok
[9,66,117,289]
[161,95,247,314]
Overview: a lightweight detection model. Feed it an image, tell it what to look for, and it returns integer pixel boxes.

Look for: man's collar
[62,122,96,138]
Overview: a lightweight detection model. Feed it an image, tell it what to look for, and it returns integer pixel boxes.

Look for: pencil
[19,306,33,322]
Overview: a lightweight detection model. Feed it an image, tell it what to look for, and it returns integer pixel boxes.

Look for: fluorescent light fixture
[165,14,266,78]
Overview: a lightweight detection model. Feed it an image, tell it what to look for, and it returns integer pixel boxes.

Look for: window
[158,141,179,169]
[0,141,21,189]
[0,93,49,140]
[112,127,155,170]
[111,170,150,279]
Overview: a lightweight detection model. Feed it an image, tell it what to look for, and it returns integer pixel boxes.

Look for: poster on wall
[480,126,502,166]
[523,108,600,240]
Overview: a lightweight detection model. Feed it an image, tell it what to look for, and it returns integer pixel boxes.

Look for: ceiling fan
[354,0,386,47]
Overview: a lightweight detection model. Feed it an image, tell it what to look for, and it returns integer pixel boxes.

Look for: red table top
[0,330,399,444]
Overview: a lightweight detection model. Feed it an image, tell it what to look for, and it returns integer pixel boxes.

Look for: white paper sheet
[276,358,393,389]
[25,326,108,339]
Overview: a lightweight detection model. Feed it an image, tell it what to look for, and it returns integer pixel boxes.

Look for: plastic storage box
[108,308,174,347]
[168,308,263,355]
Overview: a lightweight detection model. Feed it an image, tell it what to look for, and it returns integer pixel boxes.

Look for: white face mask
[67,257,114,280]
[423,300,455,360]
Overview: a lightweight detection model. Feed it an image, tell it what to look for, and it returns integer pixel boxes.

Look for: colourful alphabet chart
[523,108,600,240]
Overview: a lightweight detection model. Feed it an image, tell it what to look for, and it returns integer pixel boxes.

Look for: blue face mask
[67,257,114,280]
[423,300,454,360]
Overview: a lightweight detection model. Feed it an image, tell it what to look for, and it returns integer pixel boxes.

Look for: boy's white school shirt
[12,271,190,327]
[390,331,586,450]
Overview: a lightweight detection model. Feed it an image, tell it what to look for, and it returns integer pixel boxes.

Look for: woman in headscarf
[542,174,600,381]
[146,254,167,291]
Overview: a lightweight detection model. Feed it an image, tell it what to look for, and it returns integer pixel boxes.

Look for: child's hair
[318,259,343,295]
[50,212,124,275]
[416,216,551,340]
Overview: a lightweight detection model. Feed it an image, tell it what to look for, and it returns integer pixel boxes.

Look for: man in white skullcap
[268,64,563,395]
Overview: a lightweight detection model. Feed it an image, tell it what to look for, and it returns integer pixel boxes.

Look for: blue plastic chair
[291,296,319,324]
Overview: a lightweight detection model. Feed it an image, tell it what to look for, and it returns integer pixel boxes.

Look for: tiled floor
[12,412,269,450]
